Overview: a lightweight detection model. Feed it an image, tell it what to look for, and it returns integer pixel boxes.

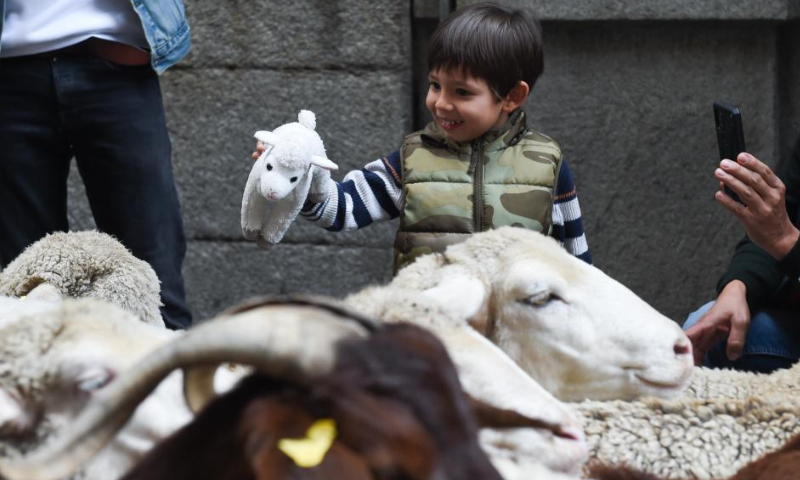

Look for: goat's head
[397,227,694,402]
[0,297,571,480]
[253,110,337,201]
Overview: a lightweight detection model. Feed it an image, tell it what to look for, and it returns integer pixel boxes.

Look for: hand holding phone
[713,102,746,204]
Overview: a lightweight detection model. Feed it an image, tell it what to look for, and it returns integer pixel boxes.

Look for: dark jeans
[0,53,192,329]
[683,301,799,373]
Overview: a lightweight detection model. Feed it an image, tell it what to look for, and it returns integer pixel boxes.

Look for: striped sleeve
[551,159,592,264]
[300,150,404,231]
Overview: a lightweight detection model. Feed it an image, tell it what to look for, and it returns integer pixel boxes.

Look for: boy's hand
[715,152,800,260]
[685,280,750,365]
[252,141,266,161]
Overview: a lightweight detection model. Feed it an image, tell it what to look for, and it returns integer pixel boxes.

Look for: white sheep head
[241,110,338,249]
[389,227,695,402]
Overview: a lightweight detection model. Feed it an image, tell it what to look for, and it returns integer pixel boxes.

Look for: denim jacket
[0,0,191,74]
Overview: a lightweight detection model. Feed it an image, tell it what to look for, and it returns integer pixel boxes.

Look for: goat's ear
[310,155,339,171]
[253,130,280,147]
[467,394,564,434]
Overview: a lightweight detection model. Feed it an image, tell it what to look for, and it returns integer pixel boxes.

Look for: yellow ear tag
[277,418,337,468]
[19,295,27,301]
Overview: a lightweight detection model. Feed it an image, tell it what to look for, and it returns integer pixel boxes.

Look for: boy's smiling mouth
[438,118,464,130]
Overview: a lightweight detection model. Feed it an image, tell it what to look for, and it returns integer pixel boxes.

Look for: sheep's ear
[421,268,489,331]
[254,130,280,147]
[0,388,36,435]
[310,155,339,171]
[26,283,62,303]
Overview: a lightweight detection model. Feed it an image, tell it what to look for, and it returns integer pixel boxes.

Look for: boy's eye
[456,88,471,96]
[429,81,441,91]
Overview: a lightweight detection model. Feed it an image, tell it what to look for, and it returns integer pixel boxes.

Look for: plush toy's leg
[255,236,274,250]
[241,158,267,240]
[307,165,333,204]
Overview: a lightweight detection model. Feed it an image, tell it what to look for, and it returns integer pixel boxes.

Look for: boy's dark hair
[428,2,544,99]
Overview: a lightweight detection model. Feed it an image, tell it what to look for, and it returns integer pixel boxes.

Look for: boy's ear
[502,81,530,113]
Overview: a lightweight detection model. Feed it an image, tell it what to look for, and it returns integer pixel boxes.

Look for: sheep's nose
[674,339,691,356]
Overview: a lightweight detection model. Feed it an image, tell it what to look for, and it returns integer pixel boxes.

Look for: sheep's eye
[523,291,557,307]
[290,176,298,183]
[76,369,114,392]
[266,163,273,171]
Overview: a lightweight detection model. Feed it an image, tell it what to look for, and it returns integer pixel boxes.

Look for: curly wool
[0,231,163,326]
[0,311,62,402]
[575,395,800,479]
[685,364,800,401]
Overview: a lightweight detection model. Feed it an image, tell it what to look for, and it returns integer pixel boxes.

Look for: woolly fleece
[0,231,163,326]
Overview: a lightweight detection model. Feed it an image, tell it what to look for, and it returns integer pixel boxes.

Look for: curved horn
[181,295,380,414]
[0,303,369,480]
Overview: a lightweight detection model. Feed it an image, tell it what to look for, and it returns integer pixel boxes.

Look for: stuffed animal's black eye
[266,163,273,171]
[290,177,298,183]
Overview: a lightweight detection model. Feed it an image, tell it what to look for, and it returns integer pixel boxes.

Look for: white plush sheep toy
[241,110,338,249]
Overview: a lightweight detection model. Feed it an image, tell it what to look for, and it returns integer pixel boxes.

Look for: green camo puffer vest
[394,110,562,272]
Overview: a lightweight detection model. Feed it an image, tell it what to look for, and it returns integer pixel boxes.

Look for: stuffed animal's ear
[310,155,338,171]
[254,130,280,147]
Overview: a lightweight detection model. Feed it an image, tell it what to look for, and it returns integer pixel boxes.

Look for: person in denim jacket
[0,0,192,329]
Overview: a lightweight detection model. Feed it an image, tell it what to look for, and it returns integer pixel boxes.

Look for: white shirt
[1,0,148,58]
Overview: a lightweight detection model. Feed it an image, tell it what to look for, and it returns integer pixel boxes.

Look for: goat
[0,298,569,480]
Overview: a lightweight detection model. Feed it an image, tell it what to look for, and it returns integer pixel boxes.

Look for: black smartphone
[713,102,746,204]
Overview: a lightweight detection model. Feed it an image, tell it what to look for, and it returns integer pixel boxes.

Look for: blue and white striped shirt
[301,150,591,263]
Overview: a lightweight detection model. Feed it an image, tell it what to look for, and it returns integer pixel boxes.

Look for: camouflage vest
[394,110,562,272]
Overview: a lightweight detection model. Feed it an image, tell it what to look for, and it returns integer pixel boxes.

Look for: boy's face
[426,68,509,143]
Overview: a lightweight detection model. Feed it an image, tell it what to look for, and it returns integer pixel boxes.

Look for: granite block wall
[66,0,799,323]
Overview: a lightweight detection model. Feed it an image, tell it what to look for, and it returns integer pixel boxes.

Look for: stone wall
[67,0,800,323]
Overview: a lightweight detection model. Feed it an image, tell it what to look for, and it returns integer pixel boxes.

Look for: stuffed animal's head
[254,110,338,201]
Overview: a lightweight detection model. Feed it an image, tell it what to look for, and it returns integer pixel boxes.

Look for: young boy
[255,2,591,271]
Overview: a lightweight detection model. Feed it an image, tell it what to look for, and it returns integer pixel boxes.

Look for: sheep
[0,297,251,480]
[684,363,800,401]
[0,230,163,326]
[241,110,339,249]
[588,429,800,480]
[0,299,186,480]
[345,226,694,403]
[0,283,62,328]
[568,361,800,479]
[573,394,800,479]
[342,287,589,476]
[0,298,578,480]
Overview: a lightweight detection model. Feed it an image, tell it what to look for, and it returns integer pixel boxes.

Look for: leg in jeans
[0,57,73,266]
[56,55,192,329]
[683,302,800,373]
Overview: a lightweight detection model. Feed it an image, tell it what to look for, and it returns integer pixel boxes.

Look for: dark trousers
[0,53,192,329]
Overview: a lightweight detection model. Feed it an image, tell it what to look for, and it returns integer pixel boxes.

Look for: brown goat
[589,431,800,480]
[119,323,551,480]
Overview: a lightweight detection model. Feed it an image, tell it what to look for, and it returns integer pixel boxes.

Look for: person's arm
[300,150,404,231]
[715,135,800,309]
[551,159,592,264]
[687,135,800,365]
